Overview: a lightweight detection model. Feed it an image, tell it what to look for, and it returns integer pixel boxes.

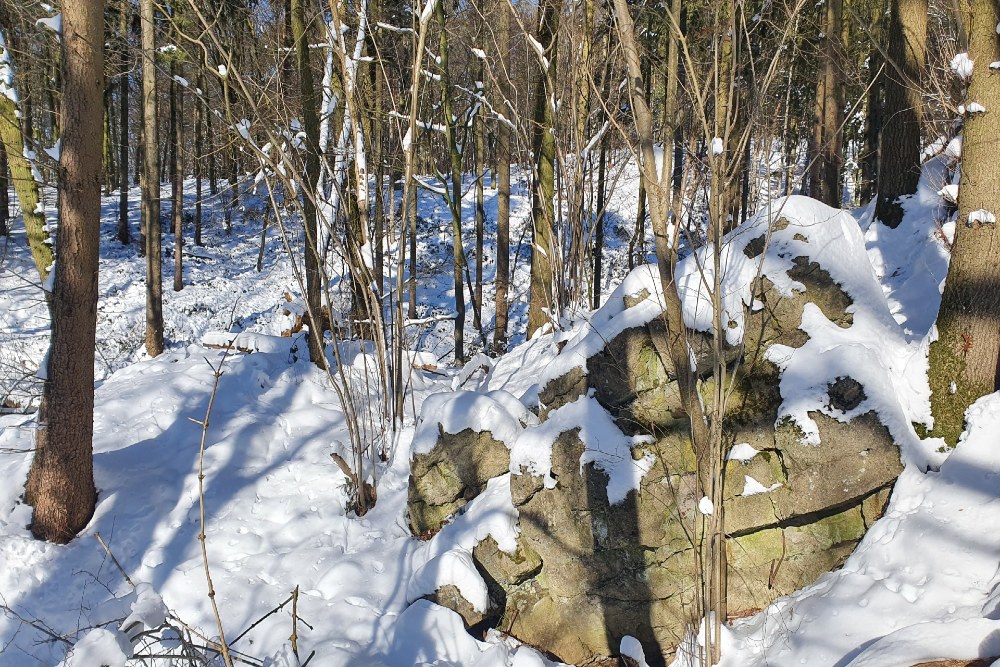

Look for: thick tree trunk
[0,32,53,284]
[291,0,325,366]
[875,0,926,227]
[527,0,561,337]
[928,0,1000,444]
[27,0,104,544]
[140,0,164,356]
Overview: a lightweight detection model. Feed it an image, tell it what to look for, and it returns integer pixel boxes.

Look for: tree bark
[527,0,561,337]
[928,0,1000,444]
[0,31,54,284]
[875,0,926,227]
[195,71,203,246]
[171,59,183,292]
[291,0,325,366]
[116,0,130,245]
[436,0,469,363]
[0,141,7,236]
[140,0,164,356]
[811,0,845,208]
[27,0,104,544]
[493,2,511,354]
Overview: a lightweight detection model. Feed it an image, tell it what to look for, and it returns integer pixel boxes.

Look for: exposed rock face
[408,427,510,536]
[407,226,905,665]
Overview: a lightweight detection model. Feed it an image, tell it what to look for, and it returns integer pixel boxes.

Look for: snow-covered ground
[3,150,1000,667]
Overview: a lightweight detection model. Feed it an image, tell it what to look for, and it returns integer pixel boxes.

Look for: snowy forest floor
[3,157,1000,667]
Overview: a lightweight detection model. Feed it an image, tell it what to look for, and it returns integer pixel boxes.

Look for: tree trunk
[171,60,183,292]
[436,0,468,363]
[195,71,203,246]
[859,45,882,206]
[493,2,511,354]
[116,0,130,246]
[928,0,1000,445]
[593,132,606,310]
[0,31,54,284]
[811,0,845,207]
[0,141,7,236]
[527,0,561,337]
[27,0,104,544]
[140,0,164,356]
[291,0,325,366]
[474,69,486,333]
[875,0,926,227]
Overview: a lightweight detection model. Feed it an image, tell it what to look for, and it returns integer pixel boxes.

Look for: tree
[809,0,845,207]
[26,0,105,543]
[493,2,512,353]
[928,0,1000,444]
[290,0,325,367]
[436,0,470,363]
[527,0,562,337]
[116,0,131,245]
[0,30,54,285]
[875,0,927,226]
[140,0,164,356]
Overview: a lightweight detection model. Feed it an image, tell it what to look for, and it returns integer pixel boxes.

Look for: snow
[698,496,714,515]
[35,14,62,37]
[727,442,760,462]
[3,135,1000,667]
[951,52,974,79]
[620,636,650,667]
[711,137,724,155]
[740,475,780,496]
[712,393,1000,666]
[509,394,655,503]
[967,101,987,114]
[55,628,129,667]
[969,208,996,225]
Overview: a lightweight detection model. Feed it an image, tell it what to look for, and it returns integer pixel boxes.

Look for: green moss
[927,328,989,447]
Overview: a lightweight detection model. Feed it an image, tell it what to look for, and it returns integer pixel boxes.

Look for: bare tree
[141,0,164,356]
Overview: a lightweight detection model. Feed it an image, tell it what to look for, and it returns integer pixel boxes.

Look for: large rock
[407,222,905,665]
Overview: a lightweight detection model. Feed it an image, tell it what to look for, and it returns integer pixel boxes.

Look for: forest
[2,0,1000,664]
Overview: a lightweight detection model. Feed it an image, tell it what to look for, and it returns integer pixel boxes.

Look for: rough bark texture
[928,0,1000,445]
[876,0,926,227]
[291,0,325,367]
[27,0,104,544]
[140,0,164,356]
[526,0,561,338]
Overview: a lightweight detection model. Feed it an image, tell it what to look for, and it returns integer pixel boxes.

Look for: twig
[290,585,299,660]
[228,592,293,647]
[195,346,235,667]
[94,532,135,588]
